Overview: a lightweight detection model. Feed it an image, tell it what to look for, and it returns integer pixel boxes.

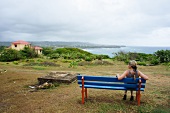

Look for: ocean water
[83,46,170,57]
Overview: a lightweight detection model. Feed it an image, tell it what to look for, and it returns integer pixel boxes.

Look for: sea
[83,46,170,58]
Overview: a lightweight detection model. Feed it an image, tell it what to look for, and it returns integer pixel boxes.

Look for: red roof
[34,46,43,50]
[12,40,30,45]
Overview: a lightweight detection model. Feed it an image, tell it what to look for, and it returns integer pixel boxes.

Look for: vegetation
[0,46,169,67]
[0,47,38,62]
[154,50,170,63]
[20,47,38,59]
[113,50,170,65]
[0,49,22,61]
[0,46,6,52]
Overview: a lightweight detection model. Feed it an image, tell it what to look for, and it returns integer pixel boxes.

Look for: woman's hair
[129,60,137,80]
[129,60,137,72]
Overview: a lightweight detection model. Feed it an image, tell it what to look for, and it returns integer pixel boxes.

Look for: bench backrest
[77,75,146,91]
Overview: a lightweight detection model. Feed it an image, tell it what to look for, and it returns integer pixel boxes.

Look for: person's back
[117,60,148,101]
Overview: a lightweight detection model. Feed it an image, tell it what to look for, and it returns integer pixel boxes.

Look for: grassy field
[0,60,170,113]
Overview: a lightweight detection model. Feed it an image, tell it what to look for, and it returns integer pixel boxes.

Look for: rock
[37,71,77,84]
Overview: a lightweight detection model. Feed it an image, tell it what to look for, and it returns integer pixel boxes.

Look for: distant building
[10,40,43,55]
[33,46,43,54]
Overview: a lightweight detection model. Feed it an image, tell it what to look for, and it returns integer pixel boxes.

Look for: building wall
[35,49,42,54]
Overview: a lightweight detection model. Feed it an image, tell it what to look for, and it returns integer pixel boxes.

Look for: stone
[37,71,77,84]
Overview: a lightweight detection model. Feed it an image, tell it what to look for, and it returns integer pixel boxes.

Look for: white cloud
[0,0,170,46]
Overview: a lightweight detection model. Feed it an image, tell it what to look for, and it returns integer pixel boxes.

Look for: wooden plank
[77,75,146,83]
[78,81,146,88]
[79,85,145,91]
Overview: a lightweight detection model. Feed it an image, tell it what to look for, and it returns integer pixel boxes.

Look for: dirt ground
[0,61,170,113]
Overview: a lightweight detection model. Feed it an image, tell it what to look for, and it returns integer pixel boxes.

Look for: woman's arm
[117,70,128,80]
[138,71,149,80]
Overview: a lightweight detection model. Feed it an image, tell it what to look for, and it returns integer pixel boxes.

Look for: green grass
[0,59,170,113]
[150,106,170,113]
[98,103,126,113]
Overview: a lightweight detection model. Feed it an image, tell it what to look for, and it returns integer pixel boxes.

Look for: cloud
[0,0,170,46]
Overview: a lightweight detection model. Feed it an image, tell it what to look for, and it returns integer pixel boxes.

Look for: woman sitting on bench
[117,60,149,101]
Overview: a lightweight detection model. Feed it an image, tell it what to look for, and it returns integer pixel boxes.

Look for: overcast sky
[0,0,170,46]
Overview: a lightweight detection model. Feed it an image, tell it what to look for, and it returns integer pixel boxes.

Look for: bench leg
[82,88,85,104]
[82,88,87,104]
[136,91,141,105]
[81,76,85,104]
[85,88,87,99]
[137,79,142,106]
[137,93,141,106]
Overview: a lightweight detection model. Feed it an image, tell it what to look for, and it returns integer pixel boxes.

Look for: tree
[42,47,54,56]
[20,47,38,59]
[0,46,6,53]
[154,50,170,63]
[0,49,22,61]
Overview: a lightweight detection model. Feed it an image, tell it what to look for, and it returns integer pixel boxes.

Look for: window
[14,45,17,47]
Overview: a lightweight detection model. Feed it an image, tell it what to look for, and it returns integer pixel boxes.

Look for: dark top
[127,70,139,78]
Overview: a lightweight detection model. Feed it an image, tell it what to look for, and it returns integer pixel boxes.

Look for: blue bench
[77,74,146,106]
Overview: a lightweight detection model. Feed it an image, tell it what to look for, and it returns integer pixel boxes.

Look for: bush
[0,49,22,62]
[85,56,93,61]
[0,46,6,52]
[113,51,128,61]
[13,61,19,65]
[113,51,160,65]
[68,61,78,68]
[20,47,38,59]
[154,50,170,63]
[150,59,159,65]
[50,53,60,59]
[137,62,147,66]
[42,47,54,56]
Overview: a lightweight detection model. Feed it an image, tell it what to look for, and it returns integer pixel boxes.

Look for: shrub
[113,51,128,61]
[0,49,22,62]
[150,59,159,65]
[0,46,6,52]
[154,50,170,63]
[137,62,147,66]
[68,61,78,68]
[20,47,38,59]
[13,61,19,65]
[50,53,60,59]
[85,56,93,61]
[42,47,54,56]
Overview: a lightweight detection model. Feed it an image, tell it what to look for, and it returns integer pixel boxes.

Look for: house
[10,40,43,55]
[11,40,31,51]
[33,46,43,54]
